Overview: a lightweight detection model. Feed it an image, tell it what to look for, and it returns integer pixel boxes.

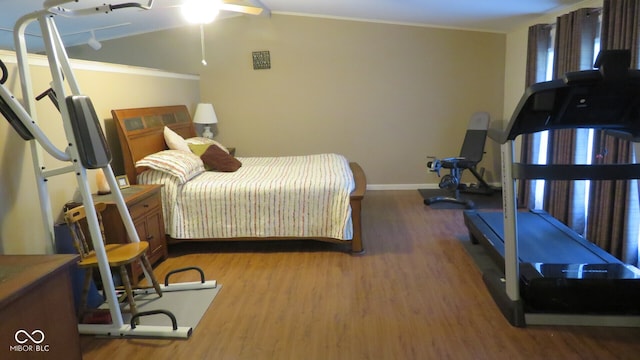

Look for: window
[531,12,602,237]
[532,26,555,210]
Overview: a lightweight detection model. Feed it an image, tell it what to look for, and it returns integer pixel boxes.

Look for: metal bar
[526,313,640,327]
[41,165,76,178]
[501,140,520,301]
[77,324,192,339]
[132,281,219,295]
[512,163,640,180]
[13,10,65,253]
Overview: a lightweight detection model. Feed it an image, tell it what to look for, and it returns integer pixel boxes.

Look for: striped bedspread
[138,153,355,240]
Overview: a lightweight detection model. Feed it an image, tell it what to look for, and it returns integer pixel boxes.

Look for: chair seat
[440,158,477,169]
[78,241,149,268]
[65,202,163,323]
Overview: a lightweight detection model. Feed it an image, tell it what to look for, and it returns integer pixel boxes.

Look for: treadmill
[464,49,640,327]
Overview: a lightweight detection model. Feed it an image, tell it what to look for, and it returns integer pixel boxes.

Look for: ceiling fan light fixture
[182,0,220,24]
[88,30,102,50]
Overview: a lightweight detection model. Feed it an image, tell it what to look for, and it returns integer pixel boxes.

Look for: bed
[112,105,366,253]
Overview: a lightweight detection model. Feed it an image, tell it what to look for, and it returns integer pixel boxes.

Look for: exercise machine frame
[2,0,216,338]
[478,50,640,327]
[425,112,496,209]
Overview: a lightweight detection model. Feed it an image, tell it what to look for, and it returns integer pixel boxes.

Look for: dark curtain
[518,24,551,209]
[588,0,640,263]
[601,0,640,65]
[543,8,600,234]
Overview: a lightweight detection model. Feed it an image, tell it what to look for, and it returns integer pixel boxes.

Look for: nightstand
[93,184,167,285]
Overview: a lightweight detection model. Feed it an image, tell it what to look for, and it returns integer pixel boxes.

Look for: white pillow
[186,137,230,154]
[164,126,191,152]
[135,150,204,184]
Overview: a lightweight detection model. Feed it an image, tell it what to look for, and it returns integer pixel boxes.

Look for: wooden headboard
[112,105,197,185]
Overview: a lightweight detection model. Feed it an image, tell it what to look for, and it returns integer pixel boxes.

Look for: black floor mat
[418,188,503,209]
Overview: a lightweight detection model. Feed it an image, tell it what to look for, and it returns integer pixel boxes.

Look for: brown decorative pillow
[200,144,242,172]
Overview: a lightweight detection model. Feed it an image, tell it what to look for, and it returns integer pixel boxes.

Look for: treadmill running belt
[463,210,622,266]
[464,209,640,315]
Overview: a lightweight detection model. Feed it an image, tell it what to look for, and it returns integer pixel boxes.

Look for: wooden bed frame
[112,105,366,253]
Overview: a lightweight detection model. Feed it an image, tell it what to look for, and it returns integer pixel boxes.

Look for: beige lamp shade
[193,103,218,138]
[193,103,218,125]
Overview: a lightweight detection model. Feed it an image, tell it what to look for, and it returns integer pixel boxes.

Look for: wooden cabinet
[94,184,167,285]
[0,255,82,360]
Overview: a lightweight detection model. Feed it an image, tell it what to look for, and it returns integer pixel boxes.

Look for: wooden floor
[80,190,640,359]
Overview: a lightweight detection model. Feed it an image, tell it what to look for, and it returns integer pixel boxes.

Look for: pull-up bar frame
[2,0,214,339]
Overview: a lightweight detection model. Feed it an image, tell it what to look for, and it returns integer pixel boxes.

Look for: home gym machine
[464,49,640,327]
[425,111,496,209]
[0,0,216,338]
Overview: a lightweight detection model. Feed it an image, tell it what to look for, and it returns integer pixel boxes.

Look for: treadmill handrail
[512,163,640,180]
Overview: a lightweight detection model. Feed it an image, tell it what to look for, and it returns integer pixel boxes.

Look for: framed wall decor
[116,175,130,189]
[252,50,271,70]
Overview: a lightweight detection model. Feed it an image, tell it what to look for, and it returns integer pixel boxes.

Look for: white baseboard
[366,184,438,190]
[366,182,501,191]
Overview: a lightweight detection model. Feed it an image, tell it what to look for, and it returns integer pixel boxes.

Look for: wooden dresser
[0,255,82,359]
[93,184,168,284]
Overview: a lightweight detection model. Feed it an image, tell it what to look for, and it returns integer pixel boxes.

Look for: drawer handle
[146,235,154,240]
[143,204,149,208]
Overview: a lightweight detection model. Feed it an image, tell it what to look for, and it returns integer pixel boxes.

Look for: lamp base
[202,126,214,139]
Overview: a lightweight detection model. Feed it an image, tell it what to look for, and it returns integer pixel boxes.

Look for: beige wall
[2,2,606,255]
[0,51,200,254]
[68,14,507,188]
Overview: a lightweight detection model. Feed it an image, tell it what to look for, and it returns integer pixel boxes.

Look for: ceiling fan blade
[219,3,263,16]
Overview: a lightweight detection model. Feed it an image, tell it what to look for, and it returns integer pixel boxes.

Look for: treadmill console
[496,49,640,144]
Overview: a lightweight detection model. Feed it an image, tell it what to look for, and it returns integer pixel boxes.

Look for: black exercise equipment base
[464,209,640,325]
[424,173,496,209]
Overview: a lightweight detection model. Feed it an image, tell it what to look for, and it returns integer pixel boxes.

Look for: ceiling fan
[212,0,267,16]
[170,0,269,24]
[166,0,269,65]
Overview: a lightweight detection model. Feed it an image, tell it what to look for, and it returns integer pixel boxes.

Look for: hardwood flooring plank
[80,190,640,360]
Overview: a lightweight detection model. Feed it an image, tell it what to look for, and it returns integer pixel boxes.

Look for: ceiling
[0,0,585,53]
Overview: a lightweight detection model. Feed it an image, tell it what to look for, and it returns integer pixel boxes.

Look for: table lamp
[193,103,218,139]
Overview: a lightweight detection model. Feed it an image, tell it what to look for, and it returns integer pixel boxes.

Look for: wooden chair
[64,202,162,322]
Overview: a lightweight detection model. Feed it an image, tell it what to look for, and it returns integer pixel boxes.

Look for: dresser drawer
[93,184,167,286]
[129,194,161,219]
